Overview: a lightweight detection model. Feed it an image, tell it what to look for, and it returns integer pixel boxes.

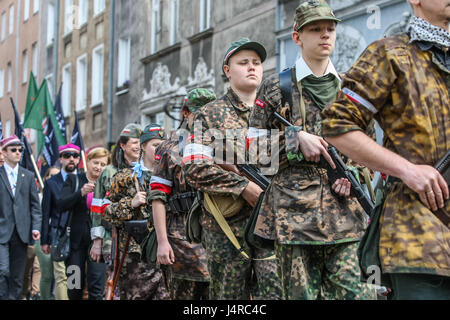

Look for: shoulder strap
[279,68,293,111]
[204,193,250,260]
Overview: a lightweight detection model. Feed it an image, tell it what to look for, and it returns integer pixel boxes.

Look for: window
[32,43,38,75]
[170,111,180,130]
[151,0,160,54]
[94,0,105,16]
[170,0,179,45]
[117,37,130,87]
[7,63,12,93]
[47,3,55,45]
[64,0,74,35]
[278,36,300,72]
[76,54,87,110]
[79,0,89,26]
[1,13,6,41]
[33,0,40,14]
[92,45,104,106]
[155,112,165,128]
[5,120,11,138]
[24,0,30,21]
[62,63,71,117]
[200,0,211,32]
[23,50,28,84]
[9,5,14,35]
[0,70,4,98]
[45,74,54,101]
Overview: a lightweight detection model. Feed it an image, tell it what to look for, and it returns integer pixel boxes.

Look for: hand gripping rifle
[272,111,375,215]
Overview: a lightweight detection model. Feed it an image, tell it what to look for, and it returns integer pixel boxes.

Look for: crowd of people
[0,0,448,300]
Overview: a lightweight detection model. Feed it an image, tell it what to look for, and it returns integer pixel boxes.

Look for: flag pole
[81,150,87,172]
[30,153,44,190]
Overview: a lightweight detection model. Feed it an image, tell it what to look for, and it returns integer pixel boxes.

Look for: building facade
[0,0,43,146]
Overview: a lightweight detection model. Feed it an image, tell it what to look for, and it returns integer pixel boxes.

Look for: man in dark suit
[40,144,81,300]
[0,135,41,300]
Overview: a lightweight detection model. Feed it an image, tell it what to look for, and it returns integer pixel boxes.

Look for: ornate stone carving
[384,12,412,37]
[142,62,180,101]
[187,57,215,88]
[331,24,367,73]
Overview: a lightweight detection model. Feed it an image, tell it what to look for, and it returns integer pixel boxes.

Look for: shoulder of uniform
[365,33,411,57]
[194,96,228,123]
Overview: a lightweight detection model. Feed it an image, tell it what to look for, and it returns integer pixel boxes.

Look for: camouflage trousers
[119,252,170,300]
[275,242,377,300]
[202,229,282,300]
[165,270,209,300]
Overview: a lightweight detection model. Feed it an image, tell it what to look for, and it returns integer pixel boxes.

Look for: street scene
[0,0,448,303]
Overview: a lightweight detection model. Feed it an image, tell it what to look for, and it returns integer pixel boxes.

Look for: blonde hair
[87,147,112,165]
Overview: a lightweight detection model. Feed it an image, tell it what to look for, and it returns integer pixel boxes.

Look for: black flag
[70,110,85,151]
[11,98,35,172]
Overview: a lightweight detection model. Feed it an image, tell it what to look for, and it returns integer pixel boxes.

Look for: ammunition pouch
[185,192,203,244]
[203,193,245,219]
[123,220,149,244]
[168,192,197,215]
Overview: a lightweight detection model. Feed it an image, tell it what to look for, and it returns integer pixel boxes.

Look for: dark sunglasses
[61,152,80,159]
[9,147,23,153]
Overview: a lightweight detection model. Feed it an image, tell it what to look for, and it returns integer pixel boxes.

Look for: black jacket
[41,172,66,245]
[58,173,91,250]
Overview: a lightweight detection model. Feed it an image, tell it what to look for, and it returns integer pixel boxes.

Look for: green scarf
[301,73,340,110]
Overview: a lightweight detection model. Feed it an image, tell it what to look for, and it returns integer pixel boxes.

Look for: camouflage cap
[183,88,216,113]
[120,123,142,139]
[140,123,166,145]
[294,0,340,32]
[223,38,267,66]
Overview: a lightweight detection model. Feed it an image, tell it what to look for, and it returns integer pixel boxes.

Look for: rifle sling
[204,193,275,261]
[112,234,131,293]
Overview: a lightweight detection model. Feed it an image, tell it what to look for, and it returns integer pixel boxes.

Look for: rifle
[272,111,375,215]
[237,164,271,191]
[105,224,118,300]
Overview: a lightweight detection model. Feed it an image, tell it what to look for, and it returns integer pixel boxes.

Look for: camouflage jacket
[322,33,450,277]
[148,138,209,282]
[182,88,253,236]
[248,66,367,245]
[104,168,152,255]
[90,165,118,256]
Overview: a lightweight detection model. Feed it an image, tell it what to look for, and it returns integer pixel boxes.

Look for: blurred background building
[0,0,411,154]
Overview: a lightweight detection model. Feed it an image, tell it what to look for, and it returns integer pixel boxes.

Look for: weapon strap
[112,234,131,293]
[279,68,306,131]
[204,193,275,261]
[362,168,375,202]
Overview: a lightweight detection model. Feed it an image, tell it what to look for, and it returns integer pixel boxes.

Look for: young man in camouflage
[89,123,142,298]
[149,89,214,300]
[104,123,169,300]
[248,0,375,300]
[183,39,282,300]
[322,0,450,300]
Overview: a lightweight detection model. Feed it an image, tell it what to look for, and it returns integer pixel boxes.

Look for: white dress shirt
[3,162,19,196]
[295,56,341,82]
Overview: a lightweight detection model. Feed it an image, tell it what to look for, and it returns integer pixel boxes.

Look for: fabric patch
[342,88,378,114]
[255,99,266,108]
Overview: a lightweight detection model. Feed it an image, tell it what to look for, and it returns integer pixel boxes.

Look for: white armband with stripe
[182,143,214,164]
[342,88,378,114]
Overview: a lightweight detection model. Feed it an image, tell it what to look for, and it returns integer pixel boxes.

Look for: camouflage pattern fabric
[184,88,216,113]
[119,252,169,300]
[91,165,118,259]
[165,268,209,300]
[149,138,210,283]
[294,0,340,31]
[104,168,153,255]
[183,88,282,300]
[275,242,377,300]
[321,33,450,277]
[248,68,367,245]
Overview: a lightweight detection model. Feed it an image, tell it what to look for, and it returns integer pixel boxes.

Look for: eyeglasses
[9,148,23,153]
[61,152,80,159]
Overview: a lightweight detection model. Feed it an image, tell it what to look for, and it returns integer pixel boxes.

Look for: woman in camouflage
[103,123,169,300]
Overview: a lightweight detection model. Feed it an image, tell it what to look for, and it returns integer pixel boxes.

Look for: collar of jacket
[226,87,251,112]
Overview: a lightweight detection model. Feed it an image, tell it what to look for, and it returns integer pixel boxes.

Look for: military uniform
[247,1,375,300]
[183,87,282,300]
[321,28,450,286]
[149,139,210,300]
[148,89,215,300]
[104,167,169,300]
